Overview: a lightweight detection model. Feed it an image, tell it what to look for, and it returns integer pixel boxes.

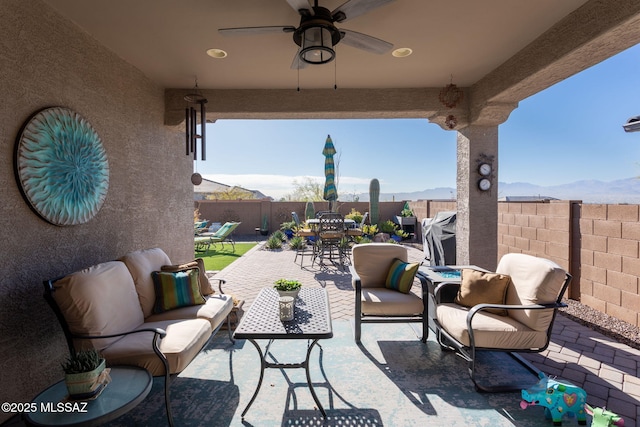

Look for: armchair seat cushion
[436,303,549,349]
[101,318,212,376]
[361,288,424,316]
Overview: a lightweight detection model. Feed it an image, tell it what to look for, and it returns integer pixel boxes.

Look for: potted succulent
[392,229,409,242]
[396,202,416,226]
[61,349,107,399]
[280,220,297,239]
[274,278,302,299]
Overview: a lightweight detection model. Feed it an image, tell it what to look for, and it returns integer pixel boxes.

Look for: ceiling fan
[218,0,396,69]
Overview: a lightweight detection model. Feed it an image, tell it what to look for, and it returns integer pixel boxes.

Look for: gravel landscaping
[559,298,640,350]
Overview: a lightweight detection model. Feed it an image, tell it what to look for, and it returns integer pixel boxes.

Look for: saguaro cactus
[369,178,380,225]
[305,200,315,220]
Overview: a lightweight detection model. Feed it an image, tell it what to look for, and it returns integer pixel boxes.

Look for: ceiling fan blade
[339,29,393,54]
[286,0,314,16]
[218,26,296,36]
[290,49,309,70]
[331,0,396,22]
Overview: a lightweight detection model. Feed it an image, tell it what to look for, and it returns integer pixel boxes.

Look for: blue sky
[198,43,640,200]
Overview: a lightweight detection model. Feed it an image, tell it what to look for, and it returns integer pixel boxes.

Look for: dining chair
[315,212,346,268]
[291,212,317,266]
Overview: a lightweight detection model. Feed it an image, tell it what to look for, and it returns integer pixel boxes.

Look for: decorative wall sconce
[185,80,208,161]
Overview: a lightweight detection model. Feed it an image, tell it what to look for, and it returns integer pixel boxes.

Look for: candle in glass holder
[278,296,294,321]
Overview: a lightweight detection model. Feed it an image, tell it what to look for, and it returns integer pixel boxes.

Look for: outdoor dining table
[305,218,356,229]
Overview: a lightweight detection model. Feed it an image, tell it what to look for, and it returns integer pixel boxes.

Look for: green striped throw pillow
[152,268,206,313]
[385,258,419,294]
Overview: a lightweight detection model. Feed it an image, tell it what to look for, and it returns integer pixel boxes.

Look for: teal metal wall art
[14,107,109,226]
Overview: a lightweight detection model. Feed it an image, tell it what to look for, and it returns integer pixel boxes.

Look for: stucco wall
[0,1,193,418]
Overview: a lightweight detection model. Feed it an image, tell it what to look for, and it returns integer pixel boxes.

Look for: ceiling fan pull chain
[334,55,337,90]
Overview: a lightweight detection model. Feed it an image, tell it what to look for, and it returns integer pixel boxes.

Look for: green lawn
[195,242,256,271]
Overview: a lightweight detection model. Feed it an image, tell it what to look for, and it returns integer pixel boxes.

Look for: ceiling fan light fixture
[300,26,335,64]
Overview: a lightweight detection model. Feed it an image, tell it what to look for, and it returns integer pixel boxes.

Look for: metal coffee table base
[242,338,325,419]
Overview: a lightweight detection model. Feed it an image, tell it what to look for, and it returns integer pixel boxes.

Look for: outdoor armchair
[433,253,571,392]
[351,243,428,343]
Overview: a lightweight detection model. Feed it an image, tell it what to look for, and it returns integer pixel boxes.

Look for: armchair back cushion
[120,248,172,317]
[53,261,144,351]
[353,243,408,288]
[496,253,567,332]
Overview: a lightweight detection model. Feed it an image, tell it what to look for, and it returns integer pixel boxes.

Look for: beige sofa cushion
[361,288,424,316]
[497,253,566,332]
[352,243,408,288]
[146,294,234,330]
[53,261,144,351]
[101,318,211,376]
[120,248,172,317]
[436,303,548,349]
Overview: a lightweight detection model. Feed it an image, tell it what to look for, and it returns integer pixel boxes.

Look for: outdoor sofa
[44,247,234,426]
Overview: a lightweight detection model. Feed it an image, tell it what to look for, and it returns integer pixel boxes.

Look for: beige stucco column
[456,125,499,270]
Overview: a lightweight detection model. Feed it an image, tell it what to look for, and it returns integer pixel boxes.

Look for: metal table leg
[241,338,326,419]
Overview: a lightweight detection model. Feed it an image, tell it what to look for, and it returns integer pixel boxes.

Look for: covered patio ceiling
[44,0,640,128]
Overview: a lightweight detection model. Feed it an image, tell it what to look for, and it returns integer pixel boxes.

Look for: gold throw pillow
[454,269,511,316]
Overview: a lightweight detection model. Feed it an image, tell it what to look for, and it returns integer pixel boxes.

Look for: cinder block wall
[579,204,640,327]
[498,201,640,328]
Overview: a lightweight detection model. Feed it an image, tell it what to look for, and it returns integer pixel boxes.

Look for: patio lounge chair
[432,253,571,392]
[351,243,428,343]
[194,221,240,253]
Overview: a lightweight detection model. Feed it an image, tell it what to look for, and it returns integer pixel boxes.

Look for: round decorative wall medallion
[14,107,109,226]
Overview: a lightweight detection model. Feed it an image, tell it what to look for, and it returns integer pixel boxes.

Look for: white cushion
[101,318,211,376]
[53,261,144,351]
[436,303,548,349]
[497,253,566,332]
[120,248,172,317]
[352,243,408,288]
[146,294,234,330]
[361,288,424,316]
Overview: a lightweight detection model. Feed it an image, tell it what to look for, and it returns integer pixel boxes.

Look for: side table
[24,366,152,427]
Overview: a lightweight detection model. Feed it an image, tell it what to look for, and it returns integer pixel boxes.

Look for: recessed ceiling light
[392,47,413,58]
[206,48,227,59]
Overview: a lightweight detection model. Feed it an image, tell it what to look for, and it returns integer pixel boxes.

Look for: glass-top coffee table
[234,287,333,419]
[24,366,152,426]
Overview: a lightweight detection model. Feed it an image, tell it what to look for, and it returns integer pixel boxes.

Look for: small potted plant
[280,220,297,239]
[396,202,416,226]
[61,349,107,399]
[274,278,302,299]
